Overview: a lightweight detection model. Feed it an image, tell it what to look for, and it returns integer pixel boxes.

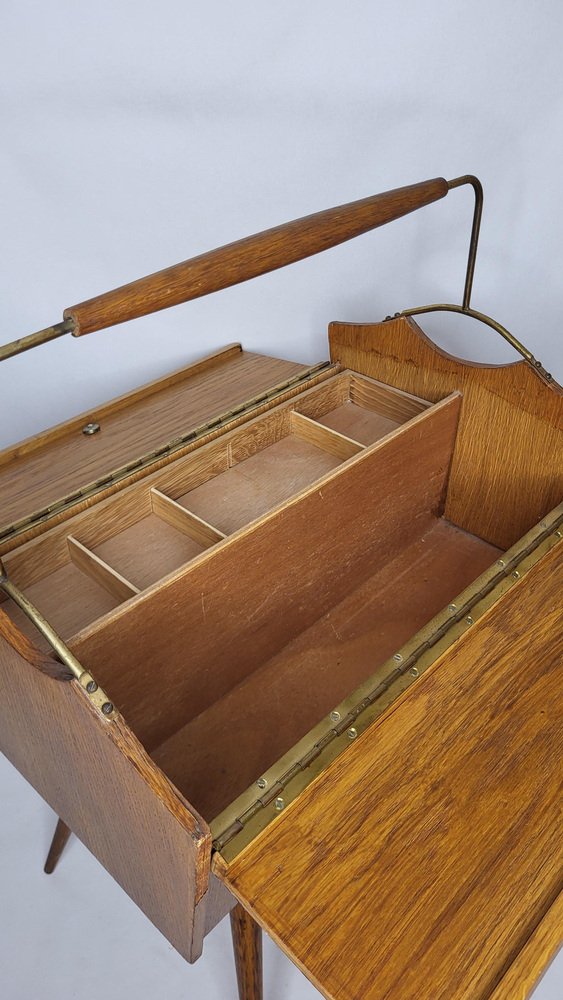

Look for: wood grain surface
[0,347,305,537]
[216,540,563,1000]
[0,638,212,963]
[230,904,263,1000]
[487,892,563,1000]
[151,520,499,821]
[65,179,448,335]
[69,395,460,754]
[329,317,563,549]
[0,371,413,594]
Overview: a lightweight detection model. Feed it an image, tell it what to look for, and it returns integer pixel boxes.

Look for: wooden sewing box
[0,176,561,1000]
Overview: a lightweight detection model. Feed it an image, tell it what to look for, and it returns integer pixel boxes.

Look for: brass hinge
[0,360,336,547]
[211,504,563,862]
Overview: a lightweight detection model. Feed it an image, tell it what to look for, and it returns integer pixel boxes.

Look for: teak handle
[65,177,448,336]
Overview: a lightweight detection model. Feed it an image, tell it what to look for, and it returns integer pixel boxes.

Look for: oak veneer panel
[0,638,211,963]
[216,542,563,1000]
[0,347,305,532]
[70,394,461,751]
[329,317,563,549]
[153,519,500,820]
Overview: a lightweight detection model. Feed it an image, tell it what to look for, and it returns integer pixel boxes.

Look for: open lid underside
[0,345,328,546]
[214,540,563,1000]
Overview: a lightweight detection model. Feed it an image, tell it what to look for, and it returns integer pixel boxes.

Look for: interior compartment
[311,372,428,445]
[152,519,499,819]
[4,371,506,831]
[2,371,429,643]
[60,391,501,824]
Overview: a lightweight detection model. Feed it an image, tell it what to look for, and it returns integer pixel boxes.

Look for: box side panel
[0,630,211,963]
[329,317,563,549]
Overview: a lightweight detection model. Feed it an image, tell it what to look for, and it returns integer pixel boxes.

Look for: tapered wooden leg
[44,818,71,874]
[230,903,263,1000]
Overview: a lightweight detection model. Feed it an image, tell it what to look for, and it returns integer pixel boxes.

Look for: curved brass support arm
[398,303,553,384]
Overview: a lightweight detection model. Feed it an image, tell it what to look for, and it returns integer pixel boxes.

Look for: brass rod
[399,303,553,383]
[0,318,74,363]
[447,175,483,309]
[0,566,85,681]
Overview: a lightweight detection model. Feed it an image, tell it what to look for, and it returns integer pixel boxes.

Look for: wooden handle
[65,177,448,336]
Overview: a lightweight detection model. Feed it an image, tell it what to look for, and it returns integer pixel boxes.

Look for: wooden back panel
[329,317,563,549]
[0,631,211,963]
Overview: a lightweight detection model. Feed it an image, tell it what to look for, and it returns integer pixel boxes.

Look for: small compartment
[91,513,209,590]
[294,371,430,445]
[175,411,359,535]
[171,372,422,535]
[3,561,121,645]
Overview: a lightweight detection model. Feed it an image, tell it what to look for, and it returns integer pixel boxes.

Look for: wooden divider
[67,536,140,602]
[290,411,364,461]
[151,489,226,548]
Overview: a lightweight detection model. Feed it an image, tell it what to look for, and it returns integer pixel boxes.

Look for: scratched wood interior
[152,519,500,820]
[215,541,563,1000]
[2,371,428,645]
[329,316,563,549]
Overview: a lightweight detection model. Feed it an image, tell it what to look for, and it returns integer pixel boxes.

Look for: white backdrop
[0,2,561,998]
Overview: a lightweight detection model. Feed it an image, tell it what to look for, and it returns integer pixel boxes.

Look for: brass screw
[101,701,114,715]
[274,797,285,812]
[410,667,419,678]
[497,559,505,567]
[448,604,457,612]
[466,616,474,625]
[512,570,520,580]
[330,711,341,723]
[86,680,98,694]
[393,653,402,662]
[348,727,358,740]
[256,777,267,790]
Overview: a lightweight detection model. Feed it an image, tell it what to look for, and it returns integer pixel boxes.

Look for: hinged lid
[213,530,563,1000]
[0,345,333,549]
